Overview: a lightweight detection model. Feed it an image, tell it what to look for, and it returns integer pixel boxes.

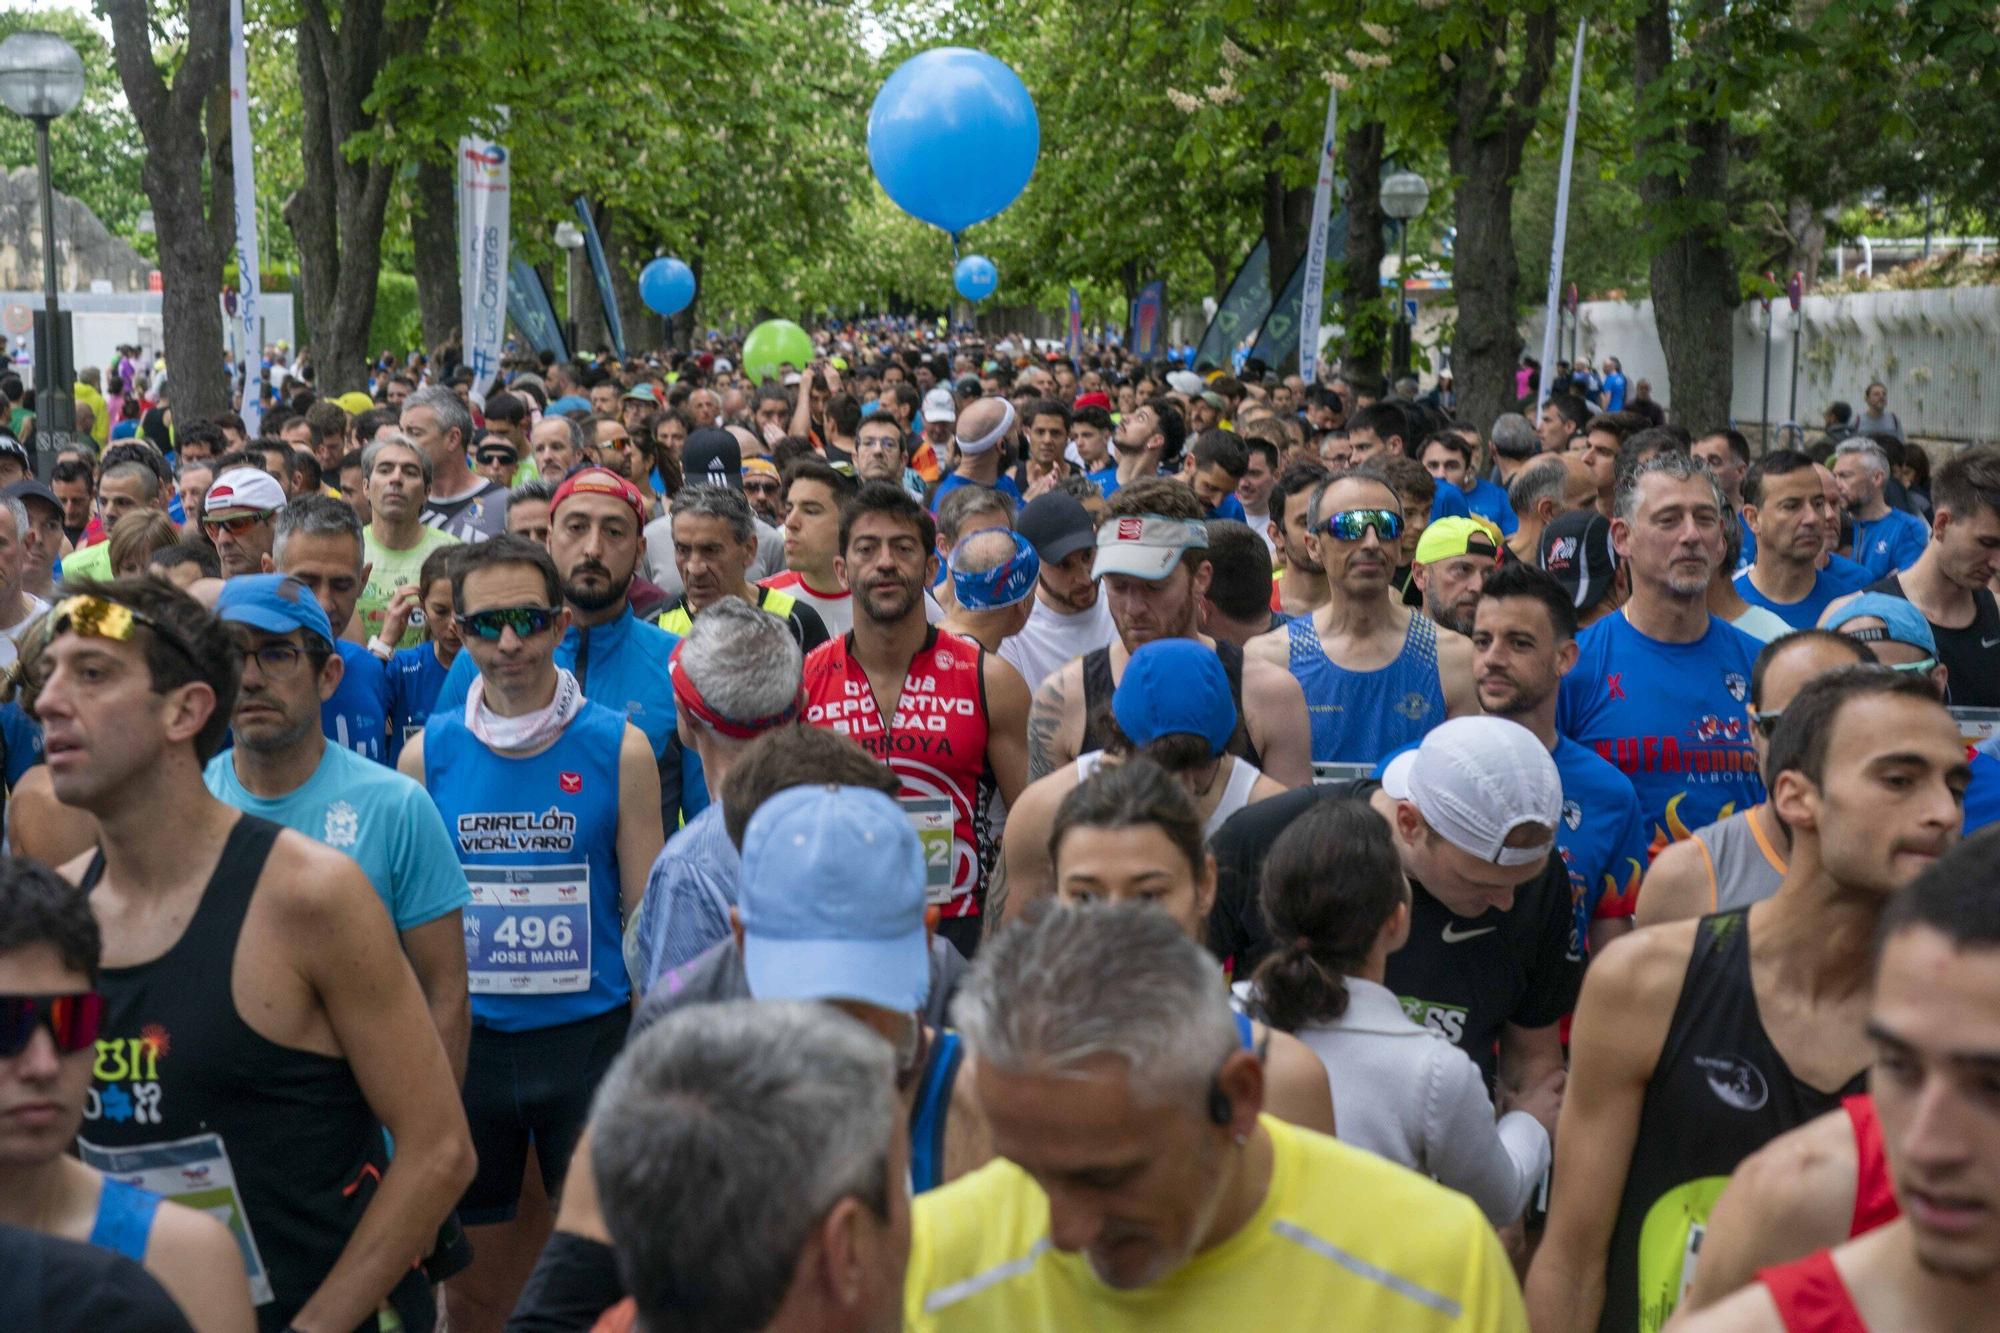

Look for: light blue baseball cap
[739,784,930,1012]
[1823,593,1938,659]
[213,574,334,649]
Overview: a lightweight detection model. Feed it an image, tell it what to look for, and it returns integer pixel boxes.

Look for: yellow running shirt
[905,1115,1526,1331]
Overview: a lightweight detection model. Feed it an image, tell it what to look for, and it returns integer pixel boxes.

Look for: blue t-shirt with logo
[1558,611,1765,855]
[1849,508,1928,580]
[930,471,1022,514]
[204,741,468,931]
[1087,466,1120,498]
[325,640,392,763]
[1551,735,1650,948]
[1733,559,1872,630]
[387,644,452,767]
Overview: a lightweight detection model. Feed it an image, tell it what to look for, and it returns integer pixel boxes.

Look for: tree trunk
[1448,7,1557,435]
[285,0,425,394]
[103,0,232,426]
[1260,119,1314,296]
[1635,0,1737,431]
[601,208,650,358]
[1340,120,1387,379]
[411,155,460,352]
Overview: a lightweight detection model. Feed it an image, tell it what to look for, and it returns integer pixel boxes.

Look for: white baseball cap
[922,386,957,423]
[1166,370,1205,396]
[1091,514,1209,581]
[202,466,287,517]
[1380,717,1561,867]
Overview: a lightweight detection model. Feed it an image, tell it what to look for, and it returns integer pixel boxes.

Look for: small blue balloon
[868,47,1040,234]
[954,254,998,302]
[639,257,696,316]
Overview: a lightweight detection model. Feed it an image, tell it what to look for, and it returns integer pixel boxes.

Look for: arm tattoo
[1027,675,1067,782]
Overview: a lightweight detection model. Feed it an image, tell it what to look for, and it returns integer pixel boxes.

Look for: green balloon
[742,319,814,383]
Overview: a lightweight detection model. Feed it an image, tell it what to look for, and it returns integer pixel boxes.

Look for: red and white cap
[1091,514,1209,581]
[1381,717,1562,866]
[202,467,286,517]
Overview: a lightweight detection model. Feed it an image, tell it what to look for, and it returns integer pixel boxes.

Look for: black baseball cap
[1016,491,1097,565]
[1539,510,1619,612]
[682,428,744,493]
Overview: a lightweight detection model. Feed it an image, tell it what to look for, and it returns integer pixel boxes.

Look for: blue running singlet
[1286,613,1446,764]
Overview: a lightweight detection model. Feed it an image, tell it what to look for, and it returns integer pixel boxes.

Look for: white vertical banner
[1538,18,1588,409]
[228,0,262,436]
[1297,84,1338,386]
[457,117,511,402]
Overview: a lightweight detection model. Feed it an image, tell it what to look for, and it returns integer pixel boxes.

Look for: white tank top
[1074,751,1263,841]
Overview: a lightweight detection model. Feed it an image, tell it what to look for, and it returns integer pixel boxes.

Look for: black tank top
[1872,572,2000,706]
[77,815,397,1331]
[1599,910,1866,1333]
[1078,639,1262,767]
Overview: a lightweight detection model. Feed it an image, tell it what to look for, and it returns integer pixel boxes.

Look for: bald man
[930,397,1023,513]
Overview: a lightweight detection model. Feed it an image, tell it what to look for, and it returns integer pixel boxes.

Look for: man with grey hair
[0,493,46,670]
[593,1002,909,1333]
[402,383,506,540]
[1489,411,1543,485]
[530,412,585,482]
[274,494,394,760]
[505,478,556,547]
[628,596,806,986]
[1557,451,1765,852]
[907,903,1525,1326]
[1832,436,1928,578]
[1505,452,1598,564]
[358,433,459,651]
[659,484,828,651]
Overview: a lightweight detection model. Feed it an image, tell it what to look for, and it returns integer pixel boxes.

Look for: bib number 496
[491,913,573,951]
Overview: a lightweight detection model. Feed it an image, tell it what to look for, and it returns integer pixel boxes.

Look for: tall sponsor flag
[1130,280,1166,359]
[1251,207,1348,374]
[1296,85,1338,384]
[1194,239,1271,370]
[1066,285,1083,361]
[457,121,511,401]
[507,260,569,363]
[572,198,626,361]
[227,0,262,435]
[1537,18,1588,410]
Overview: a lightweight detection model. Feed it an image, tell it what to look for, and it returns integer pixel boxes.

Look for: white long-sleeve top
[1236,975,1550,1226]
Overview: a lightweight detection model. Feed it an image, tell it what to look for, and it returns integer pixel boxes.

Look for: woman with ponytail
[1244,798,1555,1227]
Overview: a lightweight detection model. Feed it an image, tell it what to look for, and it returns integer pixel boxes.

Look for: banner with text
[1251,209,1348,376]
[457,124,511,400]
[1537,18,1588,410]
[227,0,262,434]
[1194,239,1271,371]
[572,198,626,362]
[1296,85,1338,384]
[507,260,569,363]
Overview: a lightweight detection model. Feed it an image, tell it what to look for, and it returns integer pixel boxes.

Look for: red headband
[669,639,804,740]
[551,466,647,526]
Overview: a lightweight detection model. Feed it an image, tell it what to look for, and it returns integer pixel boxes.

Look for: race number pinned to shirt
[79,1131,276,1306]
[903,797,954,905]
[464,863,591,994]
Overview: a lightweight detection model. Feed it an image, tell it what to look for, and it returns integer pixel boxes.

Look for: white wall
[1523,285,2000,444]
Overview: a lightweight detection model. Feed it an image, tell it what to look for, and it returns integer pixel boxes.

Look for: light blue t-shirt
[204,741,469,932]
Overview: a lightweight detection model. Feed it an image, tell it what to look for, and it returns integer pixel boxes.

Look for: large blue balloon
[954,254,998,302]
[639,257,696,316]
[868,48,1039,234]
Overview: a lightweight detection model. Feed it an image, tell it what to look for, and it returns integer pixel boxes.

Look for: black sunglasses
[0,992,104,1058]
[456,605,559,642]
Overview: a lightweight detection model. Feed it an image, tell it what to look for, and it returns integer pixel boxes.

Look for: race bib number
[464,863,591,995]
[902,797,954,905]
[79,1131,276,1306]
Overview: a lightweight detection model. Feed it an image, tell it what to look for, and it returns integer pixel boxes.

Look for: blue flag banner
[507,260,569,363]
[1194,239,1270,370]
[1067,286,1083,360]
[1130,280,1166,359]
[572,197,626,361]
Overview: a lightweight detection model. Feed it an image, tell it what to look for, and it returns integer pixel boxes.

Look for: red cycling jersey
[803,629,994,918]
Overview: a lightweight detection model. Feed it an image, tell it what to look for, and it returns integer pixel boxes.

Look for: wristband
[365,635,395,661]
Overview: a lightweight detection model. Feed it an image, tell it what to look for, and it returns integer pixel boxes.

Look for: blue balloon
[868,48,1040,234]
[954,254,998,302]
[639,257,696,316]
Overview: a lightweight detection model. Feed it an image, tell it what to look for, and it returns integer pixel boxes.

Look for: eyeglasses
[456,605,559,641]
[42,594,201,669]
[202,512,272,537]
[1323,508,1405,542]
[238,642,309,675]
[1889,657,1939,675]
[744,480,781,497]
[1752,709,1783,738]
[0,992,104,1058]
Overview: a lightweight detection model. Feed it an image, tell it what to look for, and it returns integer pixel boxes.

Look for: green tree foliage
[0,8,146,239]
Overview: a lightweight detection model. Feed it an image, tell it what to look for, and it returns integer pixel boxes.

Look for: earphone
[1207,1082,1233,1126]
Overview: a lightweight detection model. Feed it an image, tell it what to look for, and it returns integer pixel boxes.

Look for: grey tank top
[1695,806,1787,913]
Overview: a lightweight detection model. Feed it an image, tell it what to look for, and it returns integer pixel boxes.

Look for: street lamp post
[1379,169,1430,380]
[0,30,85,476]
[554,221,585,360]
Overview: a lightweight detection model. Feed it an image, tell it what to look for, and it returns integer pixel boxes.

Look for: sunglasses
[202,512,272,537]
[743,480,781,496]
[1323,508,1405,542]
[42,594,201,668]
[0,992,104,1058]
[477,450,518,467]
[456,605,559,642]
